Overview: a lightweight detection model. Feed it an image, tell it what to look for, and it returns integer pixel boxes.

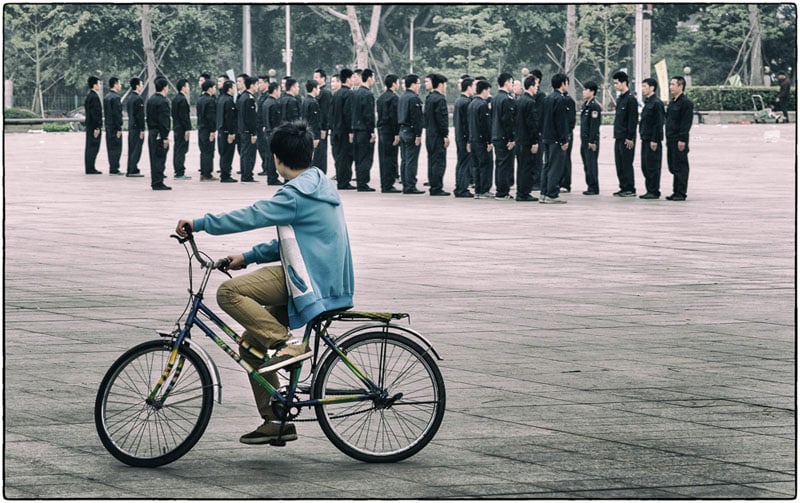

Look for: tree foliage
[433,5,511,77]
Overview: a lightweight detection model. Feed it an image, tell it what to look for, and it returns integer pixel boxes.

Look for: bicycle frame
[148,240,387,418]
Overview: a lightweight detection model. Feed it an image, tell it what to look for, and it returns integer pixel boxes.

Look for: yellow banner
[655,59,669,102]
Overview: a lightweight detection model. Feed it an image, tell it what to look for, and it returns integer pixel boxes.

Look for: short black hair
[404,74,419,89]
[270,120,314,170]
[361,68,374,81]
[498,72,513,87]
[531,69,543,81]
[612,71,628,84]
[218,74,228,80]
[671,75,686,91]
[583,81,598,94]
[108,77,119,88]
[523,75,537,91]
[244,76,257,89]
[201,80,215,92]
[130,77,142,89]
[200,73,211,80]
[155,77,168,92]
[305,79,318,93]
[258,75,269,82]
[222,80,235,93]
[642,78,658,90]
[237,73,250,81]
[285,78,298,91]
[475,80,491,94]
[385,74,399,89]
[339,68,353,82]
[460,74,471,80]
[314,68,327,79]
[177,78,189,91]
[432,73,448,88]
[460,78,474,92]
[551,73,568,90]
[88,76,99,88]
[268,81,280,94]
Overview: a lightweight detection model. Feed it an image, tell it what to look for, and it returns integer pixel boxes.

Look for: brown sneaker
[239,421,297,445]
[259,341,312,374]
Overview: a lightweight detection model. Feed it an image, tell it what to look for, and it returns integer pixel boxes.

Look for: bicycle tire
[312,331,445,462]
[94,339,214,467]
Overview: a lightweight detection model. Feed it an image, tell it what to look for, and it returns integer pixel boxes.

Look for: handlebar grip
[182,223,193,237]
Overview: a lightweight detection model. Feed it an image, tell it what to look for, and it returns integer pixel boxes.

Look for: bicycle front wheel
[94,340,214,467]
[312,331,445,462]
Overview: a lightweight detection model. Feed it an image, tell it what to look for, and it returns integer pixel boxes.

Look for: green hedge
[43,122,71,132]
[4,107,40,119]
[686,86,796,111]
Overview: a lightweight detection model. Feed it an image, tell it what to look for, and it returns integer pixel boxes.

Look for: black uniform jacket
[424,90,448,139]
[125,92,145,131]
[376,90,399,136]
[467,96,491,144]
[351,86,376,132]
[515,91,539,146]
[491,89,515,142]
[301,95,321,140]
[146,93,171,140]
[103,90,122,133]
[196,92,216,132]
[85,90,102,131]
[541,91,572,145]
[665,93,693,142]
[397,90,423,137]
[613,90,638,140]
[639,95,664,143]
[172,93,192,134]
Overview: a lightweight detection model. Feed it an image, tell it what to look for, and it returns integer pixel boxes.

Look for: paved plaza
[3,123,796,499]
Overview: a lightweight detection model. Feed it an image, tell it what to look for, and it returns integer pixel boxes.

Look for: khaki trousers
[217,265,290,419]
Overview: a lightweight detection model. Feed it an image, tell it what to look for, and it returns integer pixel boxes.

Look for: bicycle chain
[289,406,377,422]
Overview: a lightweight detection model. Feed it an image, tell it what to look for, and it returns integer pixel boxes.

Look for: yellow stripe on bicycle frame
[148,347,180,400]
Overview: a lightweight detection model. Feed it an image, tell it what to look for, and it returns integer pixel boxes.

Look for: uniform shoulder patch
[591,110,599,118]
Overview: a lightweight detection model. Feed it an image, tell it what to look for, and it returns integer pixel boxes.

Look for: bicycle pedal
[268,439,287,447]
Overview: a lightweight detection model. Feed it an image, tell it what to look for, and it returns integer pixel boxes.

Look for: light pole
[243,6,252,76]
[283,5,292,77]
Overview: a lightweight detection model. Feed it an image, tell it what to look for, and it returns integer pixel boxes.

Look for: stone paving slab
[3,123,796,499]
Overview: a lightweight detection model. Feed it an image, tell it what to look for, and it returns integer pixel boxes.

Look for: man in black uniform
[302,80,322,152]
[255,75,270,176]
[468,80,493,198]
[237,76,258,182]
[452,77,474,198]
[103,77,124,175]
[125,78,145,177]
[376,74,400,193]
[638,78,665,199]
[84,76,103,174]
[397,74,425,194]
[146,77,172,190]
[350,68,377,191]
[514,75,539,201]
[425,73,450,196]
[331,69,355,189]
[776,71,791,122]
[492,73,516,200]
[559,88,577,193]
[579,81,602,195]
[172,78,192,180]
[665,75,694,201]
[261,82,283,185]
[313,69,333,173]
[216,80,238,183]
[539,73,571,204]
[531,69,546,190]
[196,80,218,181]
[612,71,638,197]
[279,78,301,124]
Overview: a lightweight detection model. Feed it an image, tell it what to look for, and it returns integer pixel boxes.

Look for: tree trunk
[324,6,381,69]
[141,5,157,96]
[565,4,577,97]
[749,4,762,86]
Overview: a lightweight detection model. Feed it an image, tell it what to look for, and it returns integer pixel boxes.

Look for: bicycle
[94,228,446,467]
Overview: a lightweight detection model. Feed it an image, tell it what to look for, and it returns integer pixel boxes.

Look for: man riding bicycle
[176,120,354,445]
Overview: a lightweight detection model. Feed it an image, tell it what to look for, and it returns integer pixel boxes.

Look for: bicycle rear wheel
[94,339,213,467]
[312,331,445,462]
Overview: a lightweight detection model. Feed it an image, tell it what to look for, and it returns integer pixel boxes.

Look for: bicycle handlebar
[171,225,233,275]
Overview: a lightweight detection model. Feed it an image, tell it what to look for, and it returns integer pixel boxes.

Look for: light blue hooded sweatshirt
[193,168,354,329]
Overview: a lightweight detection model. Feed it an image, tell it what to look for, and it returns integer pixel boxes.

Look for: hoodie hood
[282,168,341,206]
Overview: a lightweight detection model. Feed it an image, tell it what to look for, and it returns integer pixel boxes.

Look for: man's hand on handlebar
[176,220,194,237]
[224,254,247,271]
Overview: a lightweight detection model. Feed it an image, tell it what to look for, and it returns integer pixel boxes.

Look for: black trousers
[105,129,122,172]
[260,131,279,182]
[198,129,215,178]
[378,131,398,191]
[426,134,446,193]
[580,140,599,193]
[313,134,329,173]
[640,141,663,196]
[332,132,353,188]
[515,143,535,197]
[173,131,188,176]
[560,141,574,190]
[148,132,168,187]
[217,132,236,179]
[239,136,257,180]
[399,128,420,192]
[532,143,543,189]
[614,138,636,192]
[470,142,493,195]
[541,142,567,199]
[666,140,690,198]
[352,131,374,188]
[454,140,473,196]
[493,141,514,196]
[127,130,143,174]
[85,130,101,172]
[257,130,269,175]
